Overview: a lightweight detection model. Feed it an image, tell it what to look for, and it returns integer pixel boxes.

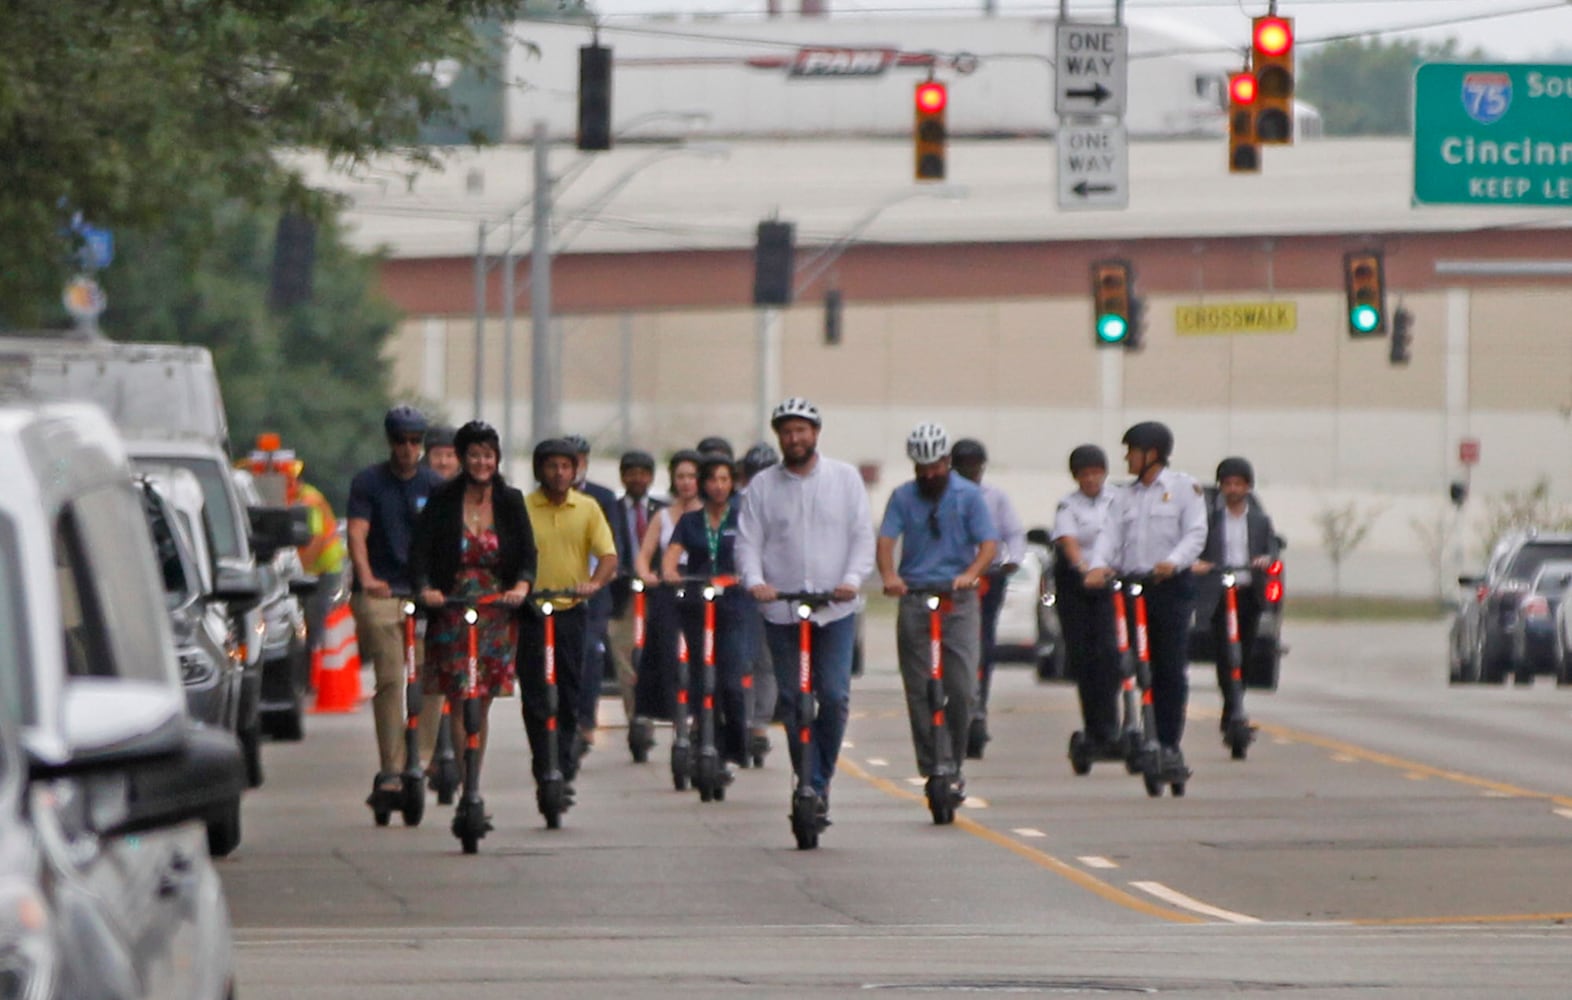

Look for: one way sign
[1057,121,1128,210]
[1054,24,1128,118]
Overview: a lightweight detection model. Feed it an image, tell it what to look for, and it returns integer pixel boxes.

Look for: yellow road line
[839,758,1205,924]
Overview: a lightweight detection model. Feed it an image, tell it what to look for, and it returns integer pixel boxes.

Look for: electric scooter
[669,595,693,792]
[1218,569,1257,760]
[529,589,580,830]
[1126,578,1189,798]
[1068,580,1143,776]
[430,700,460,805]
[451,596,504,854]
[367,598,432,827]
[626,578,656,764]
[678,575,739,803]
[775,591,837,850]
[911,589,964,825]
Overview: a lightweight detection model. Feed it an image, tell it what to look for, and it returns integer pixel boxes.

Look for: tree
[98,200,403,511]
[1475,477,1572,562]
[1300,36,1487,136]
[0,0,528,323]
[1314,499,1385,599]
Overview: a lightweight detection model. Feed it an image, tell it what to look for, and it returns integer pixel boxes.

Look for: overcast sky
[589,1,1572,60]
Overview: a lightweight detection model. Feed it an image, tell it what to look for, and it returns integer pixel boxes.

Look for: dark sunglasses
[392,435,424,446]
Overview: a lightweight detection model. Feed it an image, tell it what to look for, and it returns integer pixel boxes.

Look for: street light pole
[530,120,557,444]
[472,221,487,419]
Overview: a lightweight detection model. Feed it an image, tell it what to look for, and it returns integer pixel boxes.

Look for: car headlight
[0,879,58,1000]
[179,648,219,685]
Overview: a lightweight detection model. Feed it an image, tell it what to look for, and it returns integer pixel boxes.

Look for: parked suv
[0,400,243,998]
[1452,530,1572,684]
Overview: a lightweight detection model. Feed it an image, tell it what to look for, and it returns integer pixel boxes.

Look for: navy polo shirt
[346,462,444,593]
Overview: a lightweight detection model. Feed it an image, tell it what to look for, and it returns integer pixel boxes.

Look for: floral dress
[424,527,518,699]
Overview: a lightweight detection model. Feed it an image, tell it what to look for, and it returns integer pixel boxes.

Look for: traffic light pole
[755,306,781,444]
[530,119,559,445]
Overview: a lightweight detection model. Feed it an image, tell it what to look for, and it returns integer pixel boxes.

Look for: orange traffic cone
[313,603,363,713]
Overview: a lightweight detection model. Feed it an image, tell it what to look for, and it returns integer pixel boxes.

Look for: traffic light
[577,44,613,152]
[1251,15,1294,144]
[269,211,316,308]
[1343,250,1386,337]
[914,80,947,181]
[753,221,795,307]
[1227,71,1260,174]
[1390,306,1413,365]
[824,288,843,345]
[1091,259,1134,347]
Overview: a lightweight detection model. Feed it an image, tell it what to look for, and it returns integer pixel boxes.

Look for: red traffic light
[915,81,947,114]
[1229,72,1258,105]
[1253,16,1293,57]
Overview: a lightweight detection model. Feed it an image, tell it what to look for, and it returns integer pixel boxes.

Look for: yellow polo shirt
[526,488,617,607]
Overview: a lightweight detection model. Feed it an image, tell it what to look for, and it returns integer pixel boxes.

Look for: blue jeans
[765,614,857,797]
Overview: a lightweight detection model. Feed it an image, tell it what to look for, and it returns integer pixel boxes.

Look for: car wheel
[1035,640,1067,682]
[240,725,264,789]
[207,798,242,857]
[262,700,305,742]
[1479,636,1508,685]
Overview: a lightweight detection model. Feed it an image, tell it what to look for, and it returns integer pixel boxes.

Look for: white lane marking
[1553,808,1572,821]
[905,777,925,786]
[842,740,856,748]
[1331,753,1356,763]
[961,797,988,809]
[1482,790,1516,798]
[865,757,888,767]
[1012,828,1046,838]
[1130,881,1261,924]
[1078,855,1118,869]
[1271,737,1292,745]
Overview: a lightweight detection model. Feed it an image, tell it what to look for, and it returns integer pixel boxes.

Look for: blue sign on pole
[76,224,115,271]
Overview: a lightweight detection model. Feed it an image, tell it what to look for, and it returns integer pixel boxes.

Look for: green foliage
[98,202,400,511]
[0,0,526,322]
[1476,477,1572,561]
[1300,36,1487,136]
[1314,500,1386,597]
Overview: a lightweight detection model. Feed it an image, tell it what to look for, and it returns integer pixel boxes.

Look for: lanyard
[705,510,726,570]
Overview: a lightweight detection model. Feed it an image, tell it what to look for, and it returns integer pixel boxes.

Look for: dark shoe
[1159,746,1190,778]
[813,792,831,829]
[948,775,967,804]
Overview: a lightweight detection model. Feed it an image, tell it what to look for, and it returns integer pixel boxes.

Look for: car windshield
[1532,563,1572,595]
[0,515,34,728]
[1506,543,1572,583]
[148,456,242,561]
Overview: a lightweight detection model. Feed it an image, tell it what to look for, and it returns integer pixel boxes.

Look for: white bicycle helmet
[770,396,822,429]
[906,422,951,464]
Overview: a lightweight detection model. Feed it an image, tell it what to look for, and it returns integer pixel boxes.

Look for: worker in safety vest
[248,432,348,652]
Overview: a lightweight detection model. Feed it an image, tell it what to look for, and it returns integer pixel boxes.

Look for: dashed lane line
[1078,856,1119,869]
[1130,881,1261,924]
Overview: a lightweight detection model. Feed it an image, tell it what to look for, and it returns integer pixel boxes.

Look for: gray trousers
[895,590,980,777]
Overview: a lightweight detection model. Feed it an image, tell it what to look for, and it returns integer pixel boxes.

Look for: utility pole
[472,222,487,418]
[530,120,557,444]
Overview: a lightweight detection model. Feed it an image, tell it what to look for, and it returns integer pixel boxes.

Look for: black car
[1452,530,1572,684]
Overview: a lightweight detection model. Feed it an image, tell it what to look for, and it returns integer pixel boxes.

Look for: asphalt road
[224,617,1572,998]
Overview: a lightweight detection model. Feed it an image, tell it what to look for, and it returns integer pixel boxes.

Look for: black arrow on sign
[1073,181,1116,198]
[1065,83,1112,104]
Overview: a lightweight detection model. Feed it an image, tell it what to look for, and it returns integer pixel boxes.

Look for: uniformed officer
[1084,421,1208,777]
[1051,444,1120,753]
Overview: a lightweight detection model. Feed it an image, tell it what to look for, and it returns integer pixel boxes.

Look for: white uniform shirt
[1051,487,1116,559]
[736,455,876,625]
[1089,467,1208,575]
[979,481,1027,568]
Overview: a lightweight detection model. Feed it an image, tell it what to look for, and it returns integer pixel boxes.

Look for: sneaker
[948,775,967,804]
[813,792,831,829]
[1159,746,1189,777]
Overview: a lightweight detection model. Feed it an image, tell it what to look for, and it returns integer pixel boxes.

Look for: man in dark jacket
[1192,456,1279,731]
[565,435,631,753]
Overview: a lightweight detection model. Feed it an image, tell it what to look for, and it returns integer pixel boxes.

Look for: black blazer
[1195,496,1279,620]
[409,475,537,595]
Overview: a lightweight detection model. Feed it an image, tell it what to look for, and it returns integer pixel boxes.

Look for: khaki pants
[351,593,442,775]
[605,611,638,721]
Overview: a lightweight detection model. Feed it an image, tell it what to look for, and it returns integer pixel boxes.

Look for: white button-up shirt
[736,455,876,625]
[1052,486,1116,555]
[1089,467,1208,575]
[979,481,1026,568]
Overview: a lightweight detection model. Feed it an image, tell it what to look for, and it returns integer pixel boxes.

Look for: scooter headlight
[630,578,644,594]
[0,879,58,1000]
[1221,572,1237,589]
[794,602,812,621]
[702,586,716,602]
[925,595,940,612]
[464,608,478,626]
[401,600,416,617]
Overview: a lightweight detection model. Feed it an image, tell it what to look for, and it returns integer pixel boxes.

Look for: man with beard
[875,422,996,806]
[737,397,874,832]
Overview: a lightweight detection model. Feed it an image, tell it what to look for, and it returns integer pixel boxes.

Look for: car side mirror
[211,564,263,615]
[1025,527,1052,547]
[248,505,305,562]
[1275,534,1288,552]
[288,575,320,599]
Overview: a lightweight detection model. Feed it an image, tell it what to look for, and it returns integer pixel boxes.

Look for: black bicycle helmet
[740,442,779,478]
[951,438,988,464]
[696,436,734,459]
[425,424,456,449]
[532,437,579,482]
[1215,456,1255,485]
[383,404,428,438]
[563,434,591,455]
[453,420,500,459]
[1069,444,1108,474]
[1121,421,1173,462]
[619,449,655,472]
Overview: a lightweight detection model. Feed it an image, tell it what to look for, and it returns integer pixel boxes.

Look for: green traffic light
[1350,304,1380,333]
[1096,313,1129,343]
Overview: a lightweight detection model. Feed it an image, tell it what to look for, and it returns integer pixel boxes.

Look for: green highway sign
[1413,63,1572,206]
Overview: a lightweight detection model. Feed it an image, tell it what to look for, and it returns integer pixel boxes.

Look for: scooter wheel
[713,784,726,802]
[1143,771,1163,798]
[1170,781,1186,797]
[400,776,425,827]
[752,753,766,767]
[461,834,479,855]
[791,797,820,850]
[373,805,392,827]
[695,757,717,802]
[539,783,564,830]
[670,746,691,792]
[1122,733,1144,775]
[1229,738,1249,761]
[1068,732,1092,776]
